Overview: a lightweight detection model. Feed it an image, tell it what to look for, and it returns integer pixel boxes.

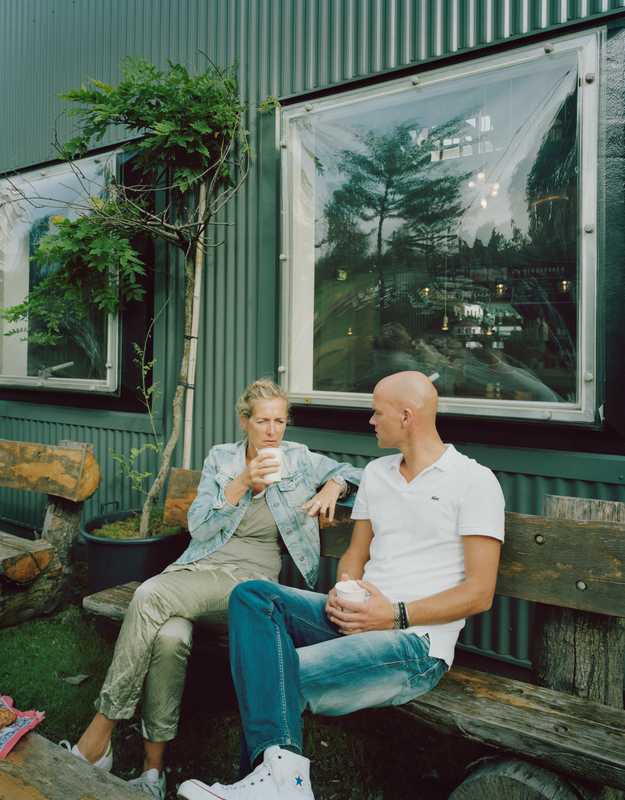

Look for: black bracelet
[398,601,409,629]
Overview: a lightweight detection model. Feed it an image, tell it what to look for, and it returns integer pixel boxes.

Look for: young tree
[1,58,249,536]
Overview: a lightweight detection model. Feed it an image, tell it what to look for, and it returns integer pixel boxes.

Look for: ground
[0,605,483,799]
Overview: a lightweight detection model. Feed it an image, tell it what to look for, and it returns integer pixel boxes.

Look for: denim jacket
[175,440,363,587]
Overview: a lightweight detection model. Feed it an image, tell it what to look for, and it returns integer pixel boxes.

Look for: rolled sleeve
[187,451,243,542]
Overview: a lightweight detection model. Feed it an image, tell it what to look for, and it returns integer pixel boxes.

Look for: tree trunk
[139,245,196,536]
[533,495,625,800]
[182,181,207,469]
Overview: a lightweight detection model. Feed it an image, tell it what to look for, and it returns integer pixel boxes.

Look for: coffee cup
[258,447,283,483]
[334,579,369,604]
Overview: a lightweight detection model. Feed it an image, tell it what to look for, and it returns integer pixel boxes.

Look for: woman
[62,379,361,799]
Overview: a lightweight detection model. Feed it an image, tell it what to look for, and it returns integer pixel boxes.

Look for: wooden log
[41,496,83,575]
[449,758,581,800]
[534,495,625,800]
[0,490,86,627]
[399,666,625,791]
[0,732,142,799]
[0,439,100,502]
[0,532,63,628]
[0,532,54,585]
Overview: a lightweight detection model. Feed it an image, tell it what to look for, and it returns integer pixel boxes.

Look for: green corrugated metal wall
[2,0,625,666]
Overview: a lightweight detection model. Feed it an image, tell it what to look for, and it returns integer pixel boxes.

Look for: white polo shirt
[351,445,505,667]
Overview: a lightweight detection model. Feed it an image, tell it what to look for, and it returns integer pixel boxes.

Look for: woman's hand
[244,451,281,490]
[227,453,280,504]
[301,478,343,521]
[326,580,395,635]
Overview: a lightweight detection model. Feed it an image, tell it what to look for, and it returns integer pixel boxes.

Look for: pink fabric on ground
[0,695,45,759]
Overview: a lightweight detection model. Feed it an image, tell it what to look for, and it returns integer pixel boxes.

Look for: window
[281,31,599,422]
[0,153,119,393]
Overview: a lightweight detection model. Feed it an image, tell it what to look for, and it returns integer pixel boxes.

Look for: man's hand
[325,572,350,618]
[326,579,395,635]
[301,478,343,521]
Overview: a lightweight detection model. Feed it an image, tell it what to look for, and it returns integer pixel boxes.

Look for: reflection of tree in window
[26,213,107,380]
[313,122,468,391]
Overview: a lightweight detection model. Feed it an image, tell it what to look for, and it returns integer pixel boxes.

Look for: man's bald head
[370,371,444,455]
[374,371,438,421]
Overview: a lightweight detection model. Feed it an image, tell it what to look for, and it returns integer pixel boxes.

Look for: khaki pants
[96,564,259,741]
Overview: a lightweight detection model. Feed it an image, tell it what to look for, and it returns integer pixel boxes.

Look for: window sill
[0,399,163,435]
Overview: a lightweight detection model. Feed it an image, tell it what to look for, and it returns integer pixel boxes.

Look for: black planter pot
[81,511,190,593]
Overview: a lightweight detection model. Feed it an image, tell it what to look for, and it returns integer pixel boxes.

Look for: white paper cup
[335,579,368,604]
[258,447,283,483]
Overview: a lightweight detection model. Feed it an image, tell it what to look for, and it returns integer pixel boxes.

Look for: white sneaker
[59,739,113,772]
[129,768,166,800]
[177,746,315,799]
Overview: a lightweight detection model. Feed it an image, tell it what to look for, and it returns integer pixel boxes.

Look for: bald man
[178,372,505,800]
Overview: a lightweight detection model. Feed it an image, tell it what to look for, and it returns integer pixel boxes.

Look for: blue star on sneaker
[295,775,304,786]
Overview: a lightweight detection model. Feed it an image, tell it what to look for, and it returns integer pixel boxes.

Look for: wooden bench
[0,439,100,628]
[0,440,140,799]
[0,731,142,799]
[83,469,625,799]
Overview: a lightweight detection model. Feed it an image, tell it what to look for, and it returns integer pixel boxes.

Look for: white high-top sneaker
[176,746,315,800]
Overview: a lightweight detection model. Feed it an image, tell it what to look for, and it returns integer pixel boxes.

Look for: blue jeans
[228,580,447,771]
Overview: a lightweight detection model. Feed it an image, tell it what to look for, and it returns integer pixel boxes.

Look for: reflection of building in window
[430,112,494,162]
[454,303,483,320]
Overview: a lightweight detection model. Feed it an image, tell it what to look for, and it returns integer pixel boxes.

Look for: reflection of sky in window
[293,51,577,247]
[0,156,114,275]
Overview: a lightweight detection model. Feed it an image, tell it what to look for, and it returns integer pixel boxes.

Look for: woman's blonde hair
[236,378,289,419]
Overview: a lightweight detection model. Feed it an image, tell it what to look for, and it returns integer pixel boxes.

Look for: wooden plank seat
[0,439,101,627]
[0,731,141,799]
[82,468,625,798]
[83,580,140,622]
[80,579,625,792]
[401,666,625,792]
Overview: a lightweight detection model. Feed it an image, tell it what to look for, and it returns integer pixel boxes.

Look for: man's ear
[401,407,413,427]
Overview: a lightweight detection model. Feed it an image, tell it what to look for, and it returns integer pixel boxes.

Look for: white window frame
[280,30,600,423]
[0,153,120,394]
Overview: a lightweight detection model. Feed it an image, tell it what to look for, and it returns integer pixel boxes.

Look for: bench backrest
[0,439,100,502]
[164,468,625,619]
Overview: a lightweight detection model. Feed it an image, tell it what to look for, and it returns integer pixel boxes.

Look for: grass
[0,604,483,799]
